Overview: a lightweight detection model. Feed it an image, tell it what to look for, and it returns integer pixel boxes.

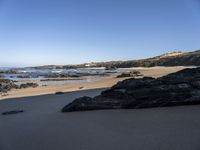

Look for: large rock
[116,71,143,78]
[0,80,39,94]
[0,79,17,93]
[62,67,200,112]
[18,82,38,89]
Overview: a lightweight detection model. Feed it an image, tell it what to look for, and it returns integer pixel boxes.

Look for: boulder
[0,80,39,94]
[18,83,39,89]
[62,67,200,112]
[117,71,143,78]
[0,79,17,93]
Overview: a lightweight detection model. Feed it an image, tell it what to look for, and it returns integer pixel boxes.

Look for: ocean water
[0,68,119,82]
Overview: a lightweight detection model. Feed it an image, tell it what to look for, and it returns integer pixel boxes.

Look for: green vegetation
[31,49,200,69]
[92,50,200,68]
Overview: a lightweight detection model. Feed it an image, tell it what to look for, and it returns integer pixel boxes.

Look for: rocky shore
[116,71,143,78]
[62,67,200,112]
[0,79,17,94]
[0,79,39,94]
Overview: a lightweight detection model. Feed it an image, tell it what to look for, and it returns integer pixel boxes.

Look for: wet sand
[0,89,200,150]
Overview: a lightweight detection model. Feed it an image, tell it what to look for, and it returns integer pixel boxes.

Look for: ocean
[0,68,120,82]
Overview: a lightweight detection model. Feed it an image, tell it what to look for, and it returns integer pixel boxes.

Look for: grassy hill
[93,50,200,68]
[31,49,200,69]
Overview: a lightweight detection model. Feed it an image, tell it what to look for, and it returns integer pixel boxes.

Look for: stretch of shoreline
[0,66,193,100]
[1,66,200,150]
[1,88,200,150]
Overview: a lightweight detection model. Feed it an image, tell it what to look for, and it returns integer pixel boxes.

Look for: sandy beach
[1,88,200,150]
[0,66,193,100]
[1,1,199,149]
[118,66,195,78]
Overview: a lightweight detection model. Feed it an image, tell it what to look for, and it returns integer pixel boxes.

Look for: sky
[0,0,200,67]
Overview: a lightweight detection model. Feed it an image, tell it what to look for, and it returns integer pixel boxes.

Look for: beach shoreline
[0,66,194,100]
[1,88,200,150]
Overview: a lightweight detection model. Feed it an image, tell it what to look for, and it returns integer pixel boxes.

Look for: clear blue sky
[0,0,200,67]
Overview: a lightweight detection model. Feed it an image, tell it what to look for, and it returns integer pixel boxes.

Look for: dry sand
[0,89,200,150]
[0,66,194,100]
[119,66,195,78]
[0,77,126,100]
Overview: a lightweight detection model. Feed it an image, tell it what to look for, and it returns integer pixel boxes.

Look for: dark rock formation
[0,79,39,94]
[17,75,39,78]
[79,86,84,89]
[105,65,117,70]
[55,91,65,95]
[117,71,143,78]
[0,79,17,93]
[0,70,21,74]
[44,73,83,78]
[18,83,39,89]
[2,110,24,115]
[62,67,200,112]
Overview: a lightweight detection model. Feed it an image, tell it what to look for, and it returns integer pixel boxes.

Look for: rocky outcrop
[18,83,39,89]
[0,79,39,94]
[45,74,80,78]
[117,71,143,78]
[0,70,21,74]
[62,67,200,112]
[17,75,39,78]
[0,79,17,93]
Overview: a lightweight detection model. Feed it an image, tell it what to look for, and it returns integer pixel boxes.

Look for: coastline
[0,66,193,100]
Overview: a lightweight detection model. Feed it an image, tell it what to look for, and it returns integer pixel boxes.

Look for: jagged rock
[0,79,17,93]
[18,83,38,89]
[62,67,200,112]
[0,79,39,94]
[117,71,143,78]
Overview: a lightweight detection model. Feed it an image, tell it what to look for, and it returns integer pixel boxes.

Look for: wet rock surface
[62,67,200,112]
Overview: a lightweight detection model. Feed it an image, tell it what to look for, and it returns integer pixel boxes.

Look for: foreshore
[1,66,200,150]
[1,88,200,150]
[0,66,193,100]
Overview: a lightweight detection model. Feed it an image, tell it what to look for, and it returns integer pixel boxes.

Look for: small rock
[2,110,24,115]
[55,91,64,95]
[19,83,39,89]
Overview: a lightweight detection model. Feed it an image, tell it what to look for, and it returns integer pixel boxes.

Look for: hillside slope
[95,50,200,68]
[30,50,200,69]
